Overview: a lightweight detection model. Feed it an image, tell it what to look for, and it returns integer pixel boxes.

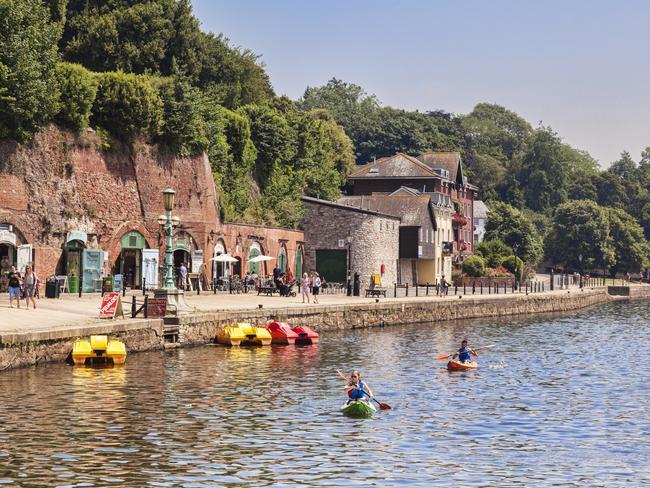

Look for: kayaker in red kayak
[452,339,478,364]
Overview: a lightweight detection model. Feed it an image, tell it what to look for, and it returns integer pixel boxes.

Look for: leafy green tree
[53,62,97,132]
[484,202,543,264]
[92,71,163,140]
[502,255,524,281]
[607,207,650,275]
[546,200,615,271]
[462,255,486,277]
[0,0,60,140]
[261,164,304,228]
[475,238,513,268]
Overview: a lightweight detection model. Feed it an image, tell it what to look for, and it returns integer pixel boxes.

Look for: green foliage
[607,207,649,274]
[502,255,524,280]
[546,200,615,271]
[462,255,486,277]
[92,71,163,140]
[475,238,513,268]
[484,202,544,264]
[0,0,60,140]
[54,62,97,132]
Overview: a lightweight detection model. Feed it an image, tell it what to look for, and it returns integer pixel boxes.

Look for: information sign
[146,298,167,318]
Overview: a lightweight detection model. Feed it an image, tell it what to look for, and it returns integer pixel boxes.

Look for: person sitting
[278,272,289,296]
[345,370,374,403]
[452,339,478,364]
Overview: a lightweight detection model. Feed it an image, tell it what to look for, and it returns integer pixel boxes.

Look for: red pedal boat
[447,360,478,371]
[265,321,299,345]
[291,325,319,345]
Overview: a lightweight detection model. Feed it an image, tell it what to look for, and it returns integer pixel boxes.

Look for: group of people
[300,271,322,304]
[5,265,39,309]
[272,266,296,297]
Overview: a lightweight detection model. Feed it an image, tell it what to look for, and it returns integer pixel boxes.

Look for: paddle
[435,344,496,361]
[336,369,391,410]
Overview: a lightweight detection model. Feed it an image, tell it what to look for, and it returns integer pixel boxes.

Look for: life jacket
[458,347,472,363]
[348,381,367,400]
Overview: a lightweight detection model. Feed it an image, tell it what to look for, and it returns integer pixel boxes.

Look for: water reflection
[0,301,649,485]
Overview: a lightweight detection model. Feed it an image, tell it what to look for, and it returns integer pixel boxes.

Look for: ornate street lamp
[162,188,177,290]
[346,236,353,296]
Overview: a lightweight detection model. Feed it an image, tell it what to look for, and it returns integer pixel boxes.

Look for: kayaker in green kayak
[344,370,374,401]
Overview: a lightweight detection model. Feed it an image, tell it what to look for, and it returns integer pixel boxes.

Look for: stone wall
[302,197,399,289]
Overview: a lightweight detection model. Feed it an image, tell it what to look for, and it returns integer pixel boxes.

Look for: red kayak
[447,360,478,371]
[265,321,299,345]
[291,325,319,345]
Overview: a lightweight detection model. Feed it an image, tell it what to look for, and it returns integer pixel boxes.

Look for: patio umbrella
[210,254,238,263]
[248,254,274,263]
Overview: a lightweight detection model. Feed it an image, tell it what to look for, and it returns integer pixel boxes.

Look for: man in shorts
[7,265,22,308]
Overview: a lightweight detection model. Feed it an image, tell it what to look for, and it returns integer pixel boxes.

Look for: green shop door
[315,249,347,283]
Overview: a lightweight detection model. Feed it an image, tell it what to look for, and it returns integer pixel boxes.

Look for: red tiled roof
[349,153,440,179]
[416,152,463,182]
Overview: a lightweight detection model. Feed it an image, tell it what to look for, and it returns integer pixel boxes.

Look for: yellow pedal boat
[216,322,272,347]
[72,335,126,366]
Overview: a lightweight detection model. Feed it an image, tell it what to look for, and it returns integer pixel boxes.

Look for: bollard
[480,282,483,294]
[488,282,491,294]
[144,295,148,318]
[455,285,458,295]
[526,281,529,294]
[472,281,476,294]
[131,296,136,318]
[394,283,397,298]
[213,278,217,294]
[78,274,83,298]
[406,283,409,297]
[416,284,419,297]
[123,283,126,297]
[143,278,146,296]
[436,283,440,295]
[463,283,466,295]
[426,283,430,296]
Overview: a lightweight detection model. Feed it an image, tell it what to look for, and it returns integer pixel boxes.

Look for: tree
[607,207,650,275]
[53,62,97,132]
[475,238,513,268]
[545,200,615,271]
[0,0,60,140]
[92,71,163,140]
[462,255,486,277]
[484,202,543,264]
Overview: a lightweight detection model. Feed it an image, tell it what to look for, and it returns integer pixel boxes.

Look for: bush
[502,255,524,280]
[92,71,163,140]
[54,63,98,132]
[462,255,486,277]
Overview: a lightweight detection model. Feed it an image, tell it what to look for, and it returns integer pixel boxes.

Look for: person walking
[7,265,22,308]
[179,262,188,291]
[23,265,37,309]
[312,272,321,304]
[301,272,310,303]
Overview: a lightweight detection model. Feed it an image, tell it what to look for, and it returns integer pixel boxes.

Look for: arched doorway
[65,236,85,294]
[295,244,303,281]
[114,230,146,289]
[278,243,288,273]
[248,241,262,275]
[212,239,228,281]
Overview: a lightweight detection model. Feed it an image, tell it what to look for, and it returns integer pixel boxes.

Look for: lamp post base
[154,288,193,313]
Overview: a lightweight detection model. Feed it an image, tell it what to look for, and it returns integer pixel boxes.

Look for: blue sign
[113,274,123,293]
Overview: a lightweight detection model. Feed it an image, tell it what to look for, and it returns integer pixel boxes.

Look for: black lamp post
[579,253,583,288]
[346,236,353,296]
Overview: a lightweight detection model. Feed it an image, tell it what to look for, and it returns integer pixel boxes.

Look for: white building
[473,200,489,243]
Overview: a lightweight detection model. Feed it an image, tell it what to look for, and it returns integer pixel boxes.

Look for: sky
[191,0,650,167]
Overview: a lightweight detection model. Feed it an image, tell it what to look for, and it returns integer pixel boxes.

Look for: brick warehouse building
[0,128,303,291]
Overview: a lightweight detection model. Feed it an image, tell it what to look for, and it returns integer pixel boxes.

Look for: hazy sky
[191,0,649,167]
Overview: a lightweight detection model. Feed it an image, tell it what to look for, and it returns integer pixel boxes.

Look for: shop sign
[146,298,167,318]
[0,230,16,246]
[337,239,345,248]
[99,292,124,319]
[191,250,204,273]
[418,245,423,258]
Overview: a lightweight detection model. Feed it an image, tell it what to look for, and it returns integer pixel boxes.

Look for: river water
[1,300,649,486]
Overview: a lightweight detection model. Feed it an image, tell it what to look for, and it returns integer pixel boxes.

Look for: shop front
[65,231,87,293]
[0,224,31,291]
[114,230,146,289]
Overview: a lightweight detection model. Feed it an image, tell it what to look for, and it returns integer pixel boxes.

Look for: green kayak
[341,399,376,417]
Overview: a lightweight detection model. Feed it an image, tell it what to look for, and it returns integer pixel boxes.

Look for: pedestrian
[179,261,188,290]
[23,265,37,309]
[312,272,321,304]
[440,274,449,296]
[7,265,22,308]
[301,272,310,303]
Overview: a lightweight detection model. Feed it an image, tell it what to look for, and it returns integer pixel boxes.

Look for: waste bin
[102,276,113,294]
[45,276,59,299]
[68,275,78,294]
[353,271,361,296]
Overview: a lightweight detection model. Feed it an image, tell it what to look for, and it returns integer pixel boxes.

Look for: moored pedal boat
[447,360,478,371]
[216,323,247,346]
[72,335,126,366]
[240,323,272,346]
[291,325,319,345]
[341,399,376,417]
[265,321,299,345]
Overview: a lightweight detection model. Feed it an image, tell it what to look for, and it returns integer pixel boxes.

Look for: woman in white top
[311,272,322,304]
[301,273,310,303]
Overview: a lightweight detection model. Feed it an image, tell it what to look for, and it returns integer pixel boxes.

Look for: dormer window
[368,168,379,174]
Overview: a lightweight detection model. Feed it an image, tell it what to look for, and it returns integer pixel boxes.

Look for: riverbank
[1,285,648,370]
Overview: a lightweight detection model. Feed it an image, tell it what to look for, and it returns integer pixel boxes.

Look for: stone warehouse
[301,196,400,290]
[0,128,303,291]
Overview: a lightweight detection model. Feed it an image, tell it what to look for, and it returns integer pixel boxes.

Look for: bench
[258,286,281,296]
[365,287,387,298]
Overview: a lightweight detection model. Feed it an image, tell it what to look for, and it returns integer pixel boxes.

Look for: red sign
[146,298,167,318]
[99,292,123,319]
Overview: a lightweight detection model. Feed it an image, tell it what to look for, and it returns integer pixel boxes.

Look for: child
[343,370,374,401]
[301,272,310,303]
